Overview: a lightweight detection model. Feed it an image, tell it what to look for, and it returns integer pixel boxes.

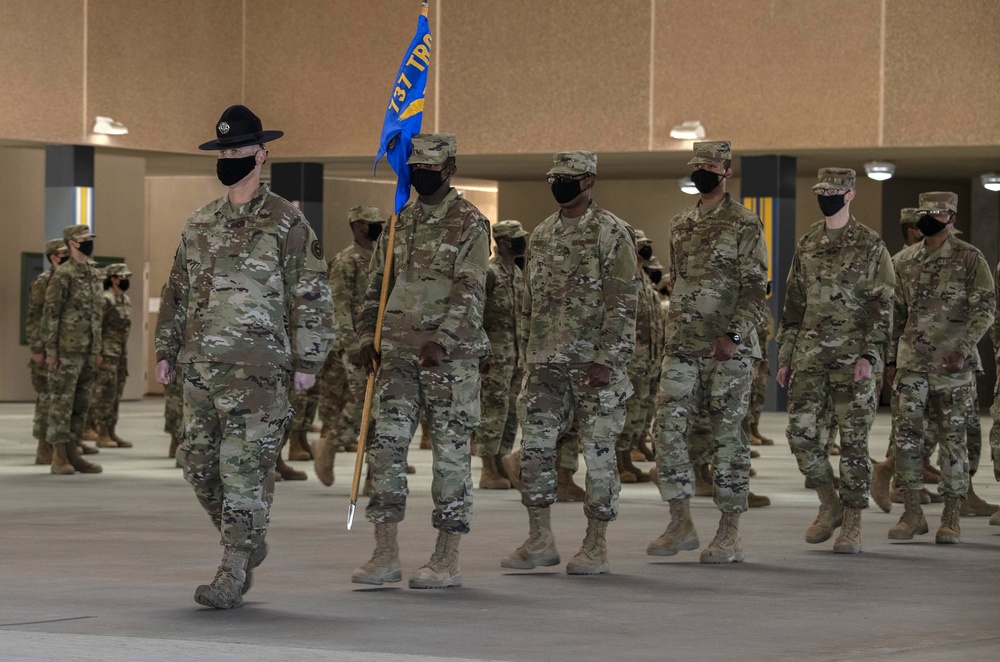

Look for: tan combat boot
[50,443,75,475]
[194,546,250,609]
[288,429,313,461]
[833,507,862,554]
[694,463,713,497]
[313,435,336,487]
[749,422,774,446]
[419,423,432,450]
[922,459,940,484]
[990,509,1000,527]
[35,437,53,465]
[81,426,99,442]
[556,466,587,502]
[275,454,307,481]
[647,498,699,556]
[78,441,99,455]
[501,451,523,492]
[479,455,511,489]
[616,449,637,484]
[887,488,928,540]
[935,497,961,544]
[700,512,744,564]
[409,530,462,588]
[748,492,771,508]
[501,506,560,569]
[566,519,609,575]
[870,458,893,513]
[241,541,269,596]
[109,425,132,448]
[618,449,650,483]
[959,482,999,517]
[95,424,118,448]
[352,522,402,585]
[66,441,102,474]
[168,435,181,460]
[805,482,844,543]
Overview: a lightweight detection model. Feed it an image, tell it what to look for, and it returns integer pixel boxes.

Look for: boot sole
[646,537,699,556]
[699,551,744,564]
[194,586,243,609]
[566,563,609,575]
[409,575,462,589]
[805,517,844,544]
[888,524,929,540]
[351,570,403,585]
[500,554,560,569]
[934,534,960,544]
[832,542,863,554]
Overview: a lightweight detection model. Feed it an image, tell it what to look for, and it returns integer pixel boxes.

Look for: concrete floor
[1,400,998,662]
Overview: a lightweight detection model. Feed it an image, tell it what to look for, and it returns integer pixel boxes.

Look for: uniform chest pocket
[702,222,739,270]
[214,223,282,287]
[407,220,462,275]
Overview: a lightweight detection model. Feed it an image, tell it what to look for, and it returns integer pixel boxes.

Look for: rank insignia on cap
[218,122,230,135]
[311,240,324,260]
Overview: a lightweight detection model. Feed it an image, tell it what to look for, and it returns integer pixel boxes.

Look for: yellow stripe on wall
[744,196,774,294]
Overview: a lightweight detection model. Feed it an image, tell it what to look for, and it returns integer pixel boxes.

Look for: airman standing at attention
[501,150,637,576]
[776,168,895,554]
[26,238,69,465]
[647,141,767,564]
[91,263,134,449]
[887,191,994,545]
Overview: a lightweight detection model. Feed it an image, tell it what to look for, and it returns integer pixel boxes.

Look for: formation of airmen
[25,104,1000,610]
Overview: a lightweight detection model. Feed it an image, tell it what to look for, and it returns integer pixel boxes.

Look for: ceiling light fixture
[678,177,698,195]
[980,173,1000,192]
[92,116,128,135]
[669,120,705,140]
[863,161,895,181]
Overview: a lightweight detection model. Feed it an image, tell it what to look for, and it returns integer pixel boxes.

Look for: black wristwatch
[726,332,742,345]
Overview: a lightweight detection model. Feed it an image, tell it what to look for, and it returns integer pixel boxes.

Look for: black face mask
[514,256,526,270]
[119,279,130,292]
[638,246,653,260]
[916,214,949,237]
[77,240,94,257]
[551,179,583,205]
[57,254,70,265]
[817,194,847,217]
[648,269,663,284]
[365,224,383,241]
[217,154,258,187]
[691,169,724,194]
[509,236,526,255]
[411,168,445,196]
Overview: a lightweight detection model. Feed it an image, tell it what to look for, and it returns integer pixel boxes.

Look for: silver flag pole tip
[347,501,356,530]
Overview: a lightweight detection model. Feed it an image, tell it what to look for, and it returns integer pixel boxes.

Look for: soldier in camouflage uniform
[776,168,895,553]
[352,134,490,590]
[43,224,104,475]
[989,264,1000,526]
[155,105,334,609]
[647,141,767,564]
[27,238,69,464]
[887,191,995,545]
[88,263,134,449]
[501,150,637,577]
[313,205,384,486]
[475,219,527,489]
[747,304,775,446]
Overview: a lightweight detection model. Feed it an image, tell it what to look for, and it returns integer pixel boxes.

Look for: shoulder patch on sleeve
[311,240,324,260]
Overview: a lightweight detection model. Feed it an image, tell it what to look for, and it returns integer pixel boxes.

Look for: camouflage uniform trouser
[332,355,374,452]
[318,349,347,432]
[892,371,972,499]
[366,356,480,534]
[474,360,521,458]
[557,418,582,471]
[29,359,49,441]
[164,373,184,439]
[47,352,97,445]
[655,354,752,513]
[887,381,981,474]
[786,370,876,508]
[746,355,768,431]
[290,383,319,432]
[989,366,1000,480]
[88,354,127,430]
[180,362,290,549]
[518,363,628,521]
[617,353,651,452]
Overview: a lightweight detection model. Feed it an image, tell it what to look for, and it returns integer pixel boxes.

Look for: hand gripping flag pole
[349,0,432,530]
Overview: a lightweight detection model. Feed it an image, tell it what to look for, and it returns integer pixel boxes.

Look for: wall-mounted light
[92,116,128,135]
[981,173,1000,192]
[678,177,698,195]
[864,161,895,181]
[669,120,705,140]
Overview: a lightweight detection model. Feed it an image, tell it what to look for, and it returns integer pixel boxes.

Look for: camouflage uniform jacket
[665,193,768,359]
[155,184,335,374]
[42,260,102,356]
[890,233,995,373]
[483,255,525,369]
[634,268,661,363]
[27,269,55,354]
[99,290,131,358]
[357,188,491,360]
[777,217,895,372]
[522,202,637,369]
[329,243,373,355]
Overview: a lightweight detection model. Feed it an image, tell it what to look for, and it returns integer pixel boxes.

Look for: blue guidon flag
[375,9,432,215]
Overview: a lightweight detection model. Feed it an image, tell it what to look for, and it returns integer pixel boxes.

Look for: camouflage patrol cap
[63,224,95,243]
[547,151,597,176]
[492,220,528,240]
[406,133,457,165]
[687,141,732,166]
[899,207,919,226]
[812,168,856,192]
[45,239,68,256]
[347,206,385,224]
[634,229,652,247]
[105,263,131,277]
[645,256,664,271]
[917,191,958,214]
